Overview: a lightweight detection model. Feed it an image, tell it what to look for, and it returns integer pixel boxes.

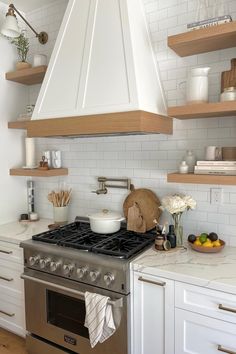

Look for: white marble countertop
[132,245,236,295]
[0,219,52,245]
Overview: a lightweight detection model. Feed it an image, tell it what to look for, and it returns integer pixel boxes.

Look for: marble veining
[0,219,52,244]
[132,245,236,295]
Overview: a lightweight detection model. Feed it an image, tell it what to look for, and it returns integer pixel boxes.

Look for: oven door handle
[21,274,123,308]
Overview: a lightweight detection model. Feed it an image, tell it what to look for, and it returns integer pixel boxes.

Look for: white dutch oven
[88,209,125,234]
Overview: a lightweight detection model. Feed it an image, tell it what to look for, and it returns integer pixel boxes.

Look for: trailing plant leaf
[10,32,29,62]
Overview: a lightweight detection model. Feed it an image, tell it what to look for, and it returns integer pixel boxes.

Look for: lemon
[194,239,202,246]
[212,240,221,247]
[202,241,213,248]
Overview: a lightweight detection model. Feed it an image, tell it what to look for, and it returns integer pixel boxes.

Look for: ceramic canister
[33,54,47,67]
[186,67,211,104]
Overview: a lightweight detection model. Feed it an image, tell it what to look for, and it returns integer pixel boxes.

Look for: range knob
[89,270,100,282]
[104,272,115,286]
[39,258,51,269]
[50,261,62,272]
[63,264,74,276]
[29,255,40,266]
[77,266,88,279]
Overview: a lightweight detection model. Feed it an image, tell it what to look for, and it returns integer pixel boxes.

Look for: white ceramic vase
[53,206,68,224]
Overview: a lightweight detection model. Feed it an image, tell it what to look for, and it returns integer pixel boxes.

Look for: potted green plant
[11,31,31,70]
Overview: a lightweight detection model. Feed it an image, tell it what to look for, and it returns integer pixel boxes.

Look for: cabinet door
[175,308,236,354]
[132,272,174,354]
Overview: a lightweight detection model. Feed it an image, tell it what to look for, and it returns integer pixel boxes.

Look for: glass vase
[172,213,183,247]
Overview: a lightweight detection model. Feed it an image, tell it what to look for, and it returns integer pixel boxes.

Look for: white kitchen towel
[84,292,116,348]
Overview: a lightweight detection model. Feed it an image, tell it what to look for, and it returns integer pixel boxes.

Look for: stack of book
[194,161,236,176]
[187,15,232,31]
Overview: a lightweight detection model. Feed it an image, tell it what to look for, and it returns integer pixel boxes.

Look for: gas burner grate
[92,232,156,259]
[32,221,156,259]
[32,222,86,244]
[59,232,111,251]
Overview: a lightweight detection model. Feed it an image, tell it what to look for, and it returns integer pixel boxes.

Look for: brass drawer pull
[0,275,13,282]
[218,345,236,354]
[219,304,236,314]
[0,310,15,317]
[138,276,166,287]
[0,249,13,255]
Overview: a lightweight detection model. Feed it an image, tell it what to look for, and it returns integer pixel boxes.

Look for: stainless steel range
[20,217,155,354]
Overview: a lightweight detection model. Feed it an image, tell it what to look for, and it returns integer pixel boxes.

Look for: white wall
[0,2,29,224]
[26,0,236,245]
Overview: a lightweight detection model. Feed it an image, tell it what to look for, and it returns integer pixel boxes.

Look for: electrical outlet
[210,188,223,205]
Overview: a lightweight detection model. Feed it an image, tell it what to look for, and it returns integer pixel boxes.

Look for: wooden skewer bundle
[48,189,72,207]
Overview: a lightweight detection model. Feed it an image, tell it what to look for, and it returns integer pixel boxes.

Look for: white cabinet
[132,271,174,354]
[175,308,236,354]
[132,271,236,354]
[175,282,236,324]
[0,240,25,337]
[175,282,236,354]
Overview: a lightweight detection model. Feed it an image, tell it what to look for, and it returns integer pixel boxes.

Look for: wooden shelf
[167,173,236,185]
[8,121,29,129]
[168,21,236,57]
[168,101,236,119]
[6,66,47,85]
[10,168,68,177]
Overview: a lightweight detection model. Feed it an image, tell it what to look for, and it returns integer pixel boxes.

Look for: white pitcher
[186,67,211,104]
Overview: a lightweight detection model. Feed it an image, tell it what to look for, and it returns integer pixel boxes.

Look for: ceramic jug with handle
[186,67,211,104]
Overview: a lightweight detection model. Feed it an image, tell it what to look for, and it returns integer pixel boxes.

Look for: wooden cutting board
[221,58,236,92]
[123,187,162,232]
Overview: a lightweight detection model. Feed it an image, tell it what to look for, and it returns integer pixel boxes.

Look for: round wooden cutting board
[123,187,162,232]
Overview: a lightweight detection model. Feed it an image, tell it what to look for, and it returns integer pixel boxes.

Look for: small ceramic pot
[88,209,125,234]
[53,206,68,224]
[16,62,32,70]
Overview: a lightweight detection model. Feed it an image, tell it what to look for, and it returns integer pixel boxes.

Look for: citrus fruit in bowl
[187,232,225,253]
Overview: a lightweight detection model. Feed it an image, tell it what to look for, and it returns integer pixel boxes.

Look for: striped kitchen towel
[84,292,116,348]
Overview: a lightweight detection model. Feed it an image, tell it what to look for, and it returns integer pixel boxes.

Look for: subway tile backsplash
[26,0,236,245]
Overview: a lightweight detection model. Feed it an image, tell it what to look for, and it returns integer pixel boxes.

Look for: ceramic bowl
[188,240,225,253]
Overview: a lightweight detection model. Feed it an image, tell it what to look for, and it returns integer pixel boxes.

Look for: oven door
[22,269,128,354]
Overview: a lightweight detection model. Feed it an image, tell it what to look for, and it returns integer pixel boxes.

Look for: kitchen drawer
[0,290,25,336]
[175,308,236,354]
[0,263,24,295]
[175,282,236,324]
[0,240,23,264]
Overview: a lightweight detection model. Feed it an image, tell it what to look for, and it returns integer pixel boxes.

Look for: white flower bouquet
[160,194,196,245]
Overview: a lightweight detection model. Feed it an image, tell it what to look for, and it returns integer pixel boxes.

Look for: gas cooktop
[32,220,156,259]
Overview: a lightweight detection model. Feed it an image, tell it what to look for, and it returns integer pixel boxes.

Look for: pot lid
[89,209,123,221]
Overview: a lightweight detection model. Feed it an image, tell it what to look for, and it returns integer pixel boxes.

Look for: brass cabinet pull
[0,310,15,317]
[0,275,13,282]
[138,276,166,287]
[219,304,236,314]
[218,345,236,354]
[0,249,13,255]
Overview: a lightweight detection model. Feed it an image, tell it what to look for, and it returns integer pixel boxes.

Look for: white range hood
[28,0,172,137]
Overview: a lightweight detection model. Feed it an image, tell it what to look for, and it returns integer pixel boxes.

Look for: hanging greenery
[10,31,29,62]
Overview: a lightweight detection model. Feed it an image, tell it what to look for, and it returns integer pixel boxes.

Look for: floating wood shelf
[167,173,236,185]
[168,101,236,119]
[168,21,236,57]
[8,121,29,129]
[6,66,47,85]
[10,168,68,177]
